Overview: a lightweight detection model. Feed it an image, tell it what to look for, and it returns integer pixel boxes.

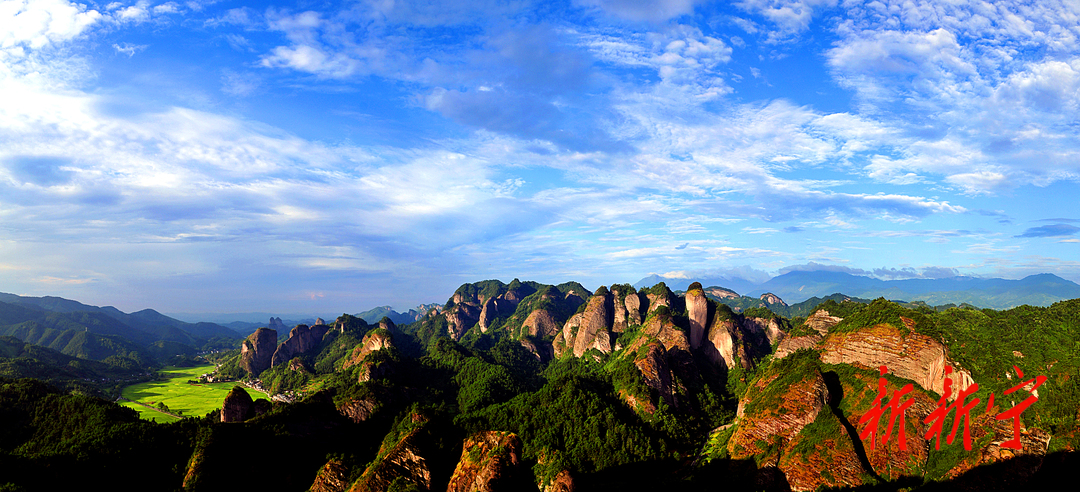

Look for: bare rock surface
[240,327,277,376]
[310,459,350,492]
[272,323,331,367]
[446,431,525,492]
[805,309,842,335]
[685,282,709,350]
[348,420,432,492]
[522,309,559,338]
[820,323,975,397]
[220,386,254,423]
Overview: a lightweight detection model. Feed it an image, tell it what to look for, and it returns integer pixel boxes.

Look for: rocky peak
[623,291,645,326]
[314,317,326,326]
[271,323,331,367]
[344,329,395,370]
[631,341,677,413]
[446,431,527,492]
[310,459,350,492]
[268,316,287,333]
[759,292,786,306]
[701,310,774,371]
[685,282,709,350]
[240,327,277,377]
[221,386,254,423]
[522,309,559,338]
[805,309,842,335]
[348,417,433,492]
[569,289,614,357]
[705,286,740,299]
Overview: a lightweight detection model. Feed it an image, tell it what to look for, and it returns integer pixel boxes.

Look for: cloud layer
[0,0,1077,313]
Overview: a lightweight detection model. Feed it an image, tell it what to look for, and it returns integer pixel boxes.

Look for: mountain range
[634,271,1080,309]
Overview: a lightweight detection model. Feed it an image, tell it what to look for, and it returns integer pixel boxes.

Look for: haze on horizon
[1,0,1079,315]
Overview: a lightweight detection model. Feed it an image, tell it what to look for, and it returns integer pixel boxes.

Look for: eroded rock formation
[240,327,277,376]
[554,287,615,358]
[446,431,525,492]
[348,414,433,492]
[271,323,331,367]
[220,386,254,423]
[310,459,350,492]
[820,323,975,397]
[684,282,709,350]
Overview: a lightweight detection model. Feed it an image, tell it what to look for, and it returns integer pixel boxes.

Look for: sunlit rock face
[820,323,975,397]
[446,431,526,492]
[271,323,330,367]
[240,327,277,376]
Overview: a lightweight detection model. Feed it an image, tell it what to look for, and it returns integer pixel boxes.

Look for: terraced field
[120,364,268,423]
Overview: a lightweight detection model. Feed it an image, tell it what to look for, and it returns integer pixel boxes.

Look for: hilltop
[0,278,1077,491]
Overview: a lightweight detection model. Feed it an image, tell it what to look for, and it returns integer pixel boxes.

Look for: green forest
[0,280,1077,491]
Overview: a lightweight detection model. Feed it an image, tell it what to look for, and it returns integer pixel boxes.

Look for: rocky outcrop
[774,334,822,359]
[734,369,829,432]
[348,415,433,492]
[268,316,287,333]
[338,397,379,423]
[685,282,709,350]
[479,297,512,332]
[632,342,676,412]
[820,323,975,397]
[446,300,482,340]
[702,315,771,371]
[542,470,575,492]
[271,323,331,367]
[221,386,254,423]
[522,309,559,337]
[554,288,614,358]
[240,327,277,376]
[805,309,842,335]
[705,286,739,299]
[742,316,785,346]
[310,459,350,492]
[446,431,526,492]
[759,292,786,306]
[520,338,554,362]
[623,291,644,326]
[343,328,395,370]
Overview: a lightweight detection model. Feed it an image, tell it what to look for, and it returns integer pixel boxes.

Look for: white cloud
[575,0,702,22]
[0,0,103,51]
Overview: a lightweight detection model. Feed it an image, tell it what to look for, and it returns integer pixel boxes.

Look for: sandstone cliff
[820,323,975,397]
[220,385,254,423]
[685,282,709,350]
[310,459,351,492]
[701,310,774,371]
[271,323,331,367]
[240,327,277,376]
[343,325,395,370]
[553,287,615,358]
[348,415,434,492]
[446,431,527,492]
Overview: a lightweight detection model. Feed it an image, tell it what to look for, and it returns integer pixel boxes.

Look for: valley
[119,364,268,423]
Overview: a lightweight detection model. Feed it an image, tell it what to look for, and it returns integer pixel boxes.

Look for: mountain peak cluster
[1,273,1079,491]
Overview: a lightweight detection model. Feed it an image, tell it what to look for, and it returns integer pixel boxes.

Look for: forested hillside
[1,280,1077,491]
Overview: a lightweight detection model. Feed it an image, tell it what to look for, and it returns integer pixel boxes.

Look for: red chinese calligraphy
[923,366,981,451]
[859,365,915,451]
[995,365,1047,450]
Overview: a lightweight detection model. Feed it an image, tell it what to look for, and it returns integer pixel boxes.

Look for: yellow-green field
[121,364,268,423]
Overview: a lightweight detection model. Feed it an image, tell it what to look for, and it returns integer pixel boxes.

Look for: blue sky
[1,0,1079,315]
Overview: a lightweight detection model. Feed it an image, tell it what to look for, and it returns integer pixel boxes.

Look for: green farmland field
[121,364,268,423]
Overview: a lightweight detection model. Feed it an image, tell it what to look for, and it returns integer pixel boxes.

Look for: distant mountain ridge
[635,271,1080,309]
[0,292,243,365]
